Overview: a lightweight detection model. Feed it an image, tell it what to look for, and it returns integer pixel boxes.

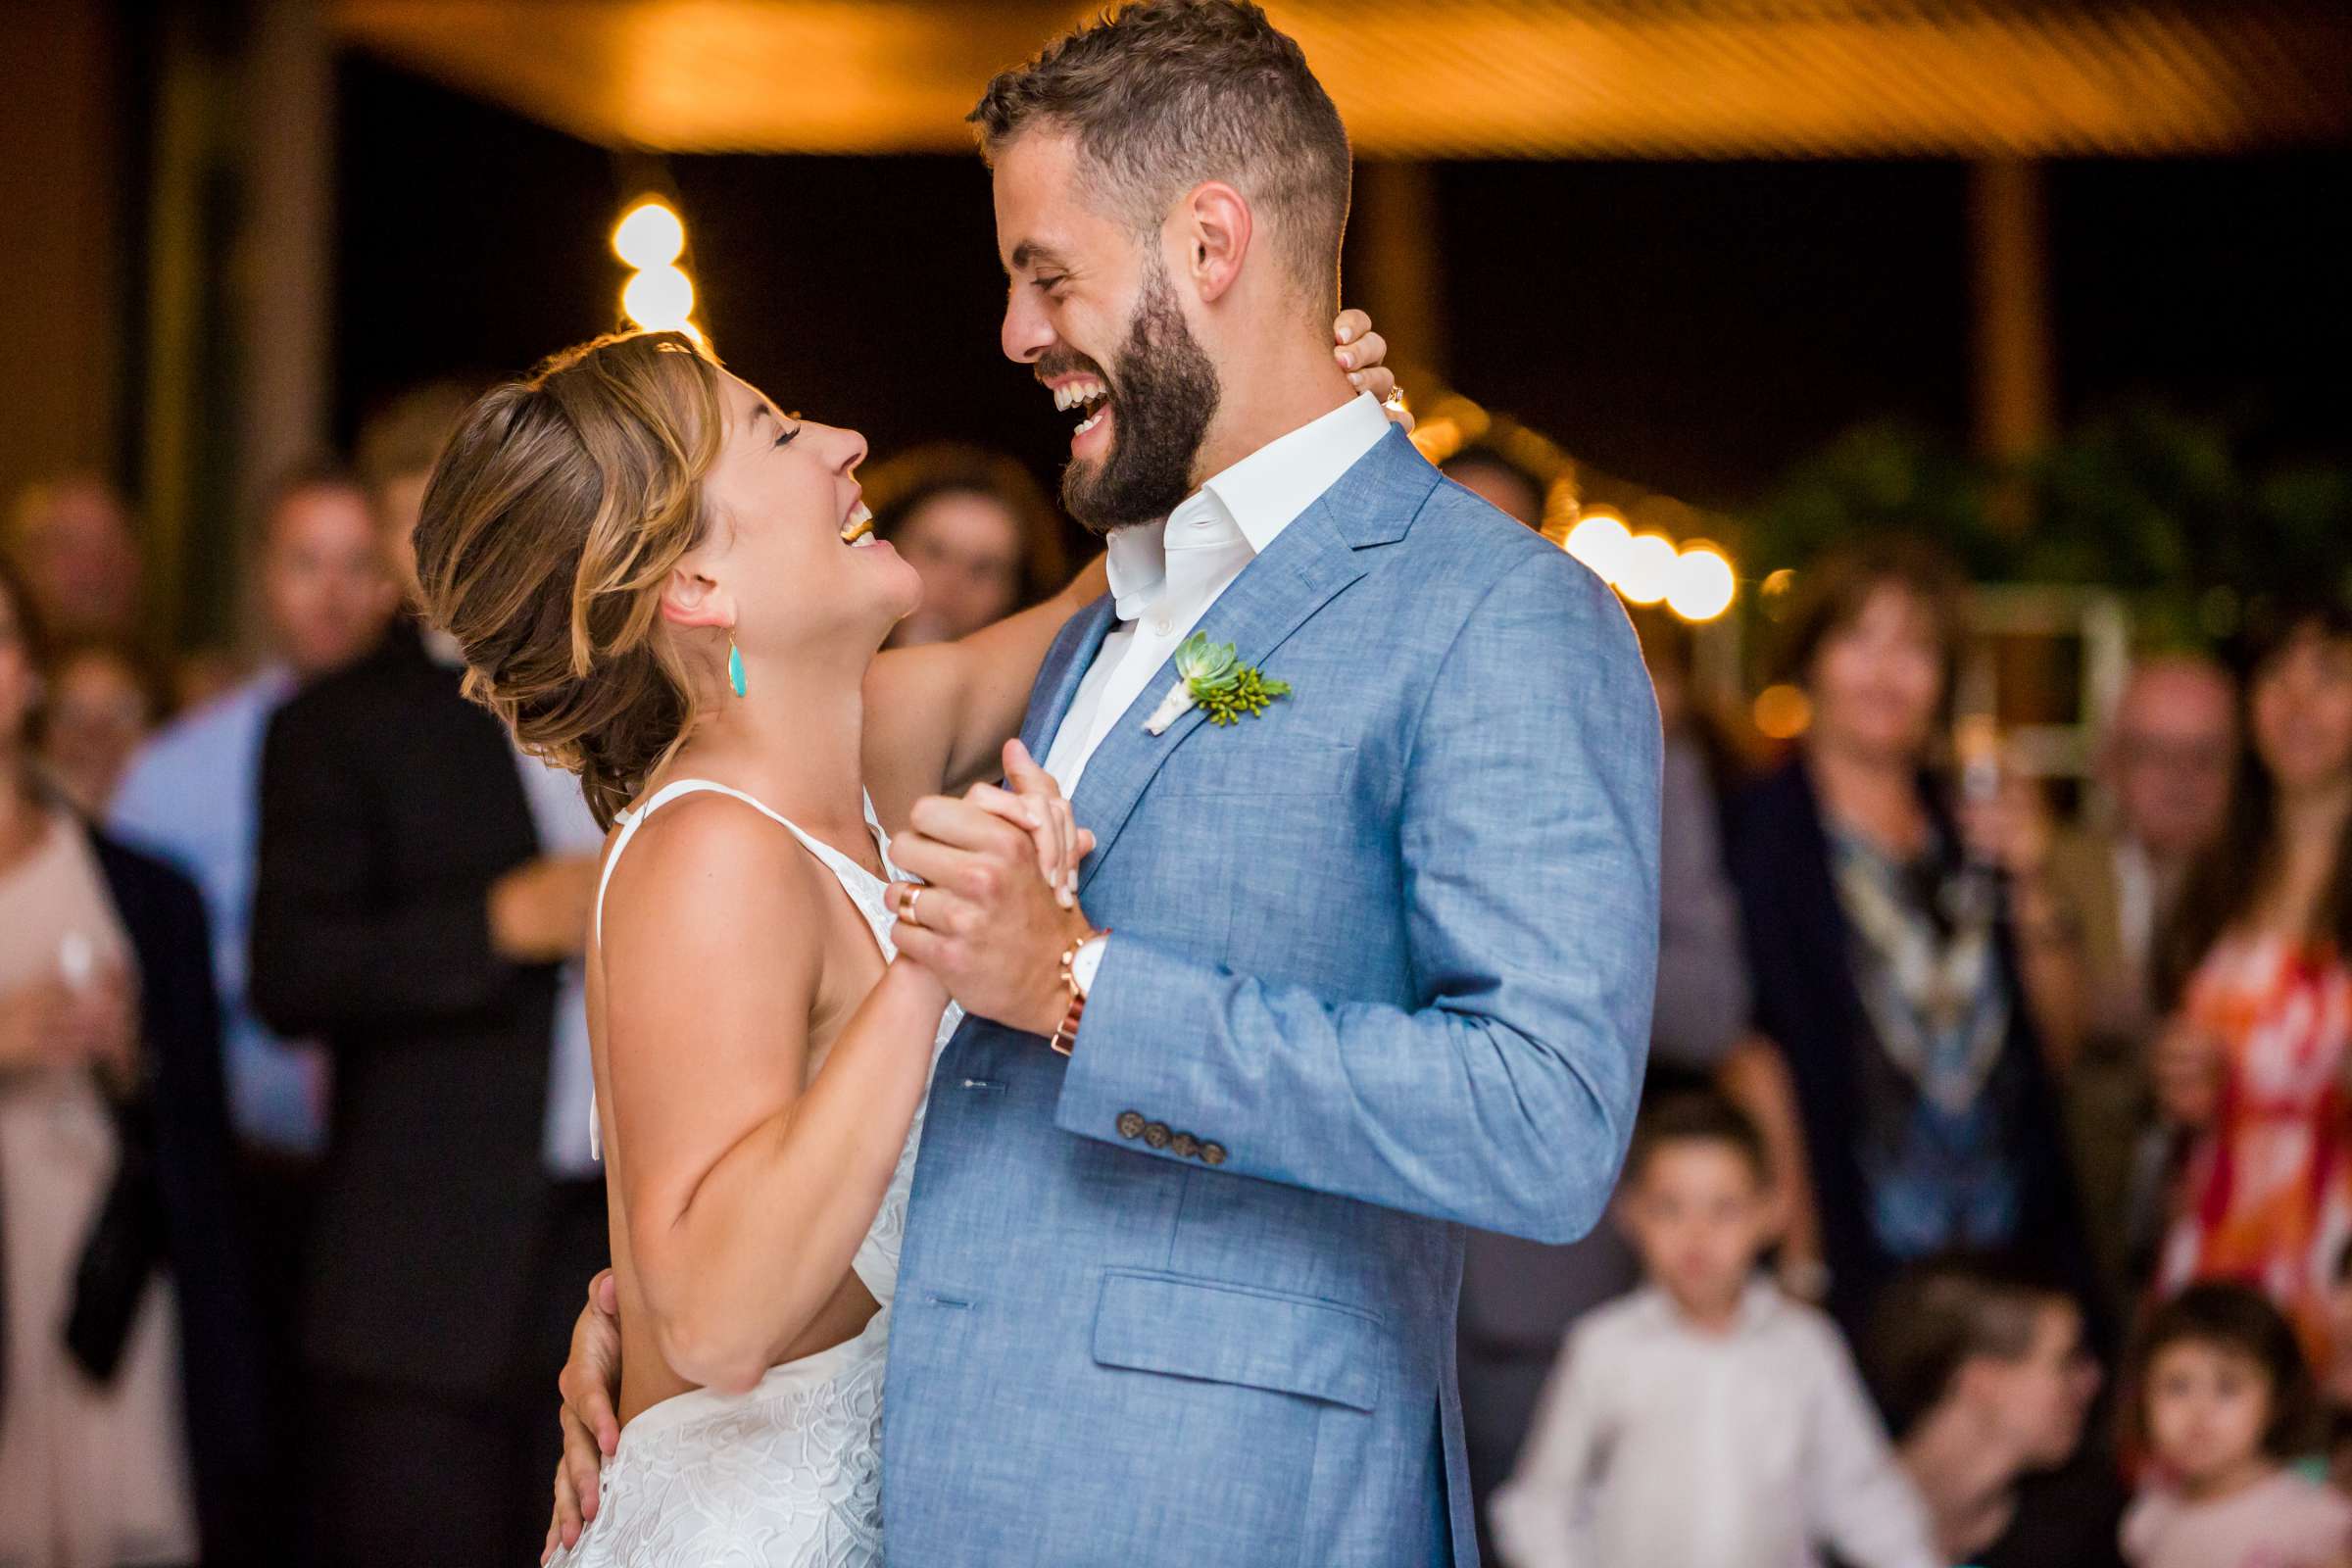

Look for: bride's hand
[1332,308,1410,431]
[956,740,1093,910]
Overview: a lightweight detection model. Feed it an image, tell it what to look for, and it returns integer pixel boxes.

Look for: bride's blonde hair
[413,330,726,828]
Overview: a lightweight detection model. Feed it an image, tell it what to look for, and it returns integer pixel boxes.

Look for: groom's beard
[1059,262,1222,535]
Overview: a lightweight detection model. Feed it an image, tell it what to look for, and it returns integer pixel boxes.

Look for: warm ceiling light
[1616,532,1679,606]
[1666,544,1737,622]
[622,265,696,331]
[1564,512,1632,584]
[1752,683,1813,741]
[613,201,686,270]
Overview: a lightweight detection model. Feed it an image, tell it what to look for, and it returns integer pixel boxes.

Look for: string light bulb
[1666,544,1737,622]
[1753,684,1813,741]
[1565,512,1633,585]
[612,201,686,270]
[622,265,697,332]
[1616,532,1679,606]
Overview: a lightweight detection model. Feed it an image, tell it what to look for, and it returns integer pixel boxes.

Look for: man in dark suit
[249,386,606,1568]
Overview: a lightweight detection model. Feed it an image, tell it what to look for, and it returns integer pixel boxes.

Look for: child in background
[2124,1282,2352,1568]
[1867,1254,2118,1567]
[1488,1092,1938,1568]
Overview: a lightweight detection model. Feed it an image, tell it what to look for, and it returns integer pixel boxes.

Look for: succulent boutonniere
[1144,631,1292,735]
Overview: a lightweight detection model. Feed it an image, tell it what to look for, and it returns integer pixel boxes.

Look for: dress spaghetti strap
[586,779,900,1162]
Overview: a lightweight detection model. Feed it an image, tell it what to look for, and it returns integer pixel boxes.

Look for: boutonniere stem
[1145,632,1293,735]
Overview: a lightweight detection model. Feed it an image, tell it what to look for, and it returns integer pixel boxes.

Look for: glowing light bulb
[613,202,686,270]
[622,266,696,331]
[1666,545,1737,621]
[1564,513,1632,584]
[1616,532,1679,606]
[1752,683,1813,741]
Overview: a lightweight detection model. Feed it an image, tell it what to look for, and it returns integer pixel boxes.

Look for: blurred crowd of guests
[0,412,2348,1566]
[1444,444,2352,1568]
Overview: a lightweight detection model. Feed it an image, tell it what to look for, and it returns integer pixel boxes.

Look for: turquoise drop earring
[727,634,748,698]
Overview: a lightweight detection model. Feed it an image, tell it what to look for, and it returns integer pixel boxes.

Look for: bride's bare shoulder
[598,794,831,978]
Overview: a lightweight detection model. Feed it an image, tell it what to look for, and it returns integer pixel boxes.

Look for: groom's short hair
[969,0,1351,318]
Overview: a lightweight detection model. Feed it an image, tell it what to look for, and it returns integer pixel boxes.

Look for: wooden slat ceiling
[334,1,2352,159]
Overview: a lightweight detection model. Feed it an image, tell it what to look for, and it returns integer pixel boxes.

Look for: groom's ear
[1180,181,1252,305]
[659,564,734,631]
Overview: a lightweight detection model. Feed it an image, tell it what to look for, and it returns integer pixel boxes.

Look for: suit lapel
[1019,591,1117,763]
[1072,498,1366,896]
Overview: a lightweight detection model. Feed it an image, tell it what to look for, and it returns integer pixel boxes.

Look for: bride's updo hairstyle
[412,330,725,828]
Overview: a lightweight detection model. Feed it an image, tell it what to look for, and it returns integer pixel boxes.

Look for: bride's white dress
[551,778,958,1568]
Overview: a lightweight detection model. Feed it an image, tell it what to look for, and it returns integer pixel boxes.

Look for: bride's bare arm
[600,802,950,1395]
[860,309,1399,810]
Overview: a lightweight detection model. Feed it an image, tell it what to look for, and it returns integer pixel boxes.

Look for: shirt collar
[1634,1277,1785,1339]
[1104,519,1169,622]
[1102,391,1390,622]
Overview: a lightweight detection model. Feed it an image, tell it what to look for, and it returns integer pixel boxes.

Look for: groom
[564,3,1658,1562]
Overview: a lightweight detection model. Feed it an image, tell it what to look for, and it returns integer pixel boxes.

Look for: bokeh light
[1564,512,1632,584]
[1616,532,1680,606]
[1752,683,1813,740]
[622,265,696,331]
[612,201,686,270]
[1666,544,1737,621]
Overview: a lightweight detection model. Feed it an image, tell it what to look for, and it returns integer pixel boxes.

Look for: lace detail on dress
[558,780,959,1567]
[556,1324,891,1568]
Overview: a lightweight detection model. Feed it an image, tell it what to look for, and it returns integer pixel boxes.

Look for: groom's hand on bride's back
[887,740,1098,1036]
[546,1268,622,1560]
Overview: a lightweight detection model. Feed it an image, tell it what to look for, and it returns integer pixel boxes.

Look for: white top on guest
[2123,1467,2352,1568]
[1040,389,1390,797]
[1489,1280,1941,1568]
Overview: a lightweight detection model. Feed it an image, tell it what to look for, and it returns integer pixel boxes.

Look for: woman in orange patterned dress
[2153,604,2352,1369]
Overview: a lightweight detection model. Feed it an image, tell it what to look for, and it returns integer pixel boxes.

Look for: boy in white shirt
[1489,1092,1940,1568]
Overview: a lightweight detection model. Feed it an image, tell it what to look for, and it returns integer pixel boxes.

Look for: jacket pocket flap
[1091,1270,1382,1412]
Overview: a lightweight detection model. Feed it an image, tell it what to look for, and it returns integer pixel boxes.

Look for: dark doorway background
[337,54,2352,512]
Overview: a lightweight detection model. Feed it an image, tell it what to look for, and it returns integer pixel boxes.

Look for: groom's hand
[887,741,1096,1036]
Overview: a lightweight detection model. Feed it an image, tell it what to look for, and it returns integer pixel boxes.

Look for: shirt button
[1153,617,1172,636]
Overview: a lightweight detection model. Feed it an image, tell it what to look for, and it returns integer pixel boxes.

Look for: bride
[406,317,1394,1566]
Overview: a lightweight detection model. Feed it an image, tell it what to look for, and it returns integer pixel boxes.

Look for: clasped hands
[886,738,1101,1038]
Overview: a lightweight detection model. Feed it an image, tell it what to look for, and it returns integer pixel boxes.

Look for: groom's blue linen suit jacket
[884,426,1660,1565]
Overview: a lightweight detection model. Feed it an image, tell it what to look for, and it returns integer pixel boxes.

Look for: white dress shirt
[1489,1282,1939,1568]
[514,749,606,1178]
[1040,391,1391,797]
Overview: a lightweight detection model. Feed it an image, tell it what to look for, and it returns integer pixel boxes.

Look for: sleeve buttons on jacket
[1170,1133,1200,1159]
[1200,1143,1227,1166]
[1116,1110,1147,1140]
[1143,1121,1172,1150]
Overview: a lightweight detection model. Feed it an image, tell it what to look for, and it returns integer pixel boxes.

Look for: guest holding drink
[0,557,267,1563]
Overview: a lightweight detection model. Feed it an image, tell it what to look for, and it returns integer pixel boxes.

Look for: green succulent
[1172,632,1290,726]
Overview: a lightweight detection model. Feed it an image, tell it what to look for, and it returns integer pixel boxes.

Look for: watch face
[1069,933,1108,997]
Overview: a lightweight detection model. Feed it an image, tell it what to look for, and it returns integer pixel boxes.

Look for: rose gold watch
[1049,929,1108,1056]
